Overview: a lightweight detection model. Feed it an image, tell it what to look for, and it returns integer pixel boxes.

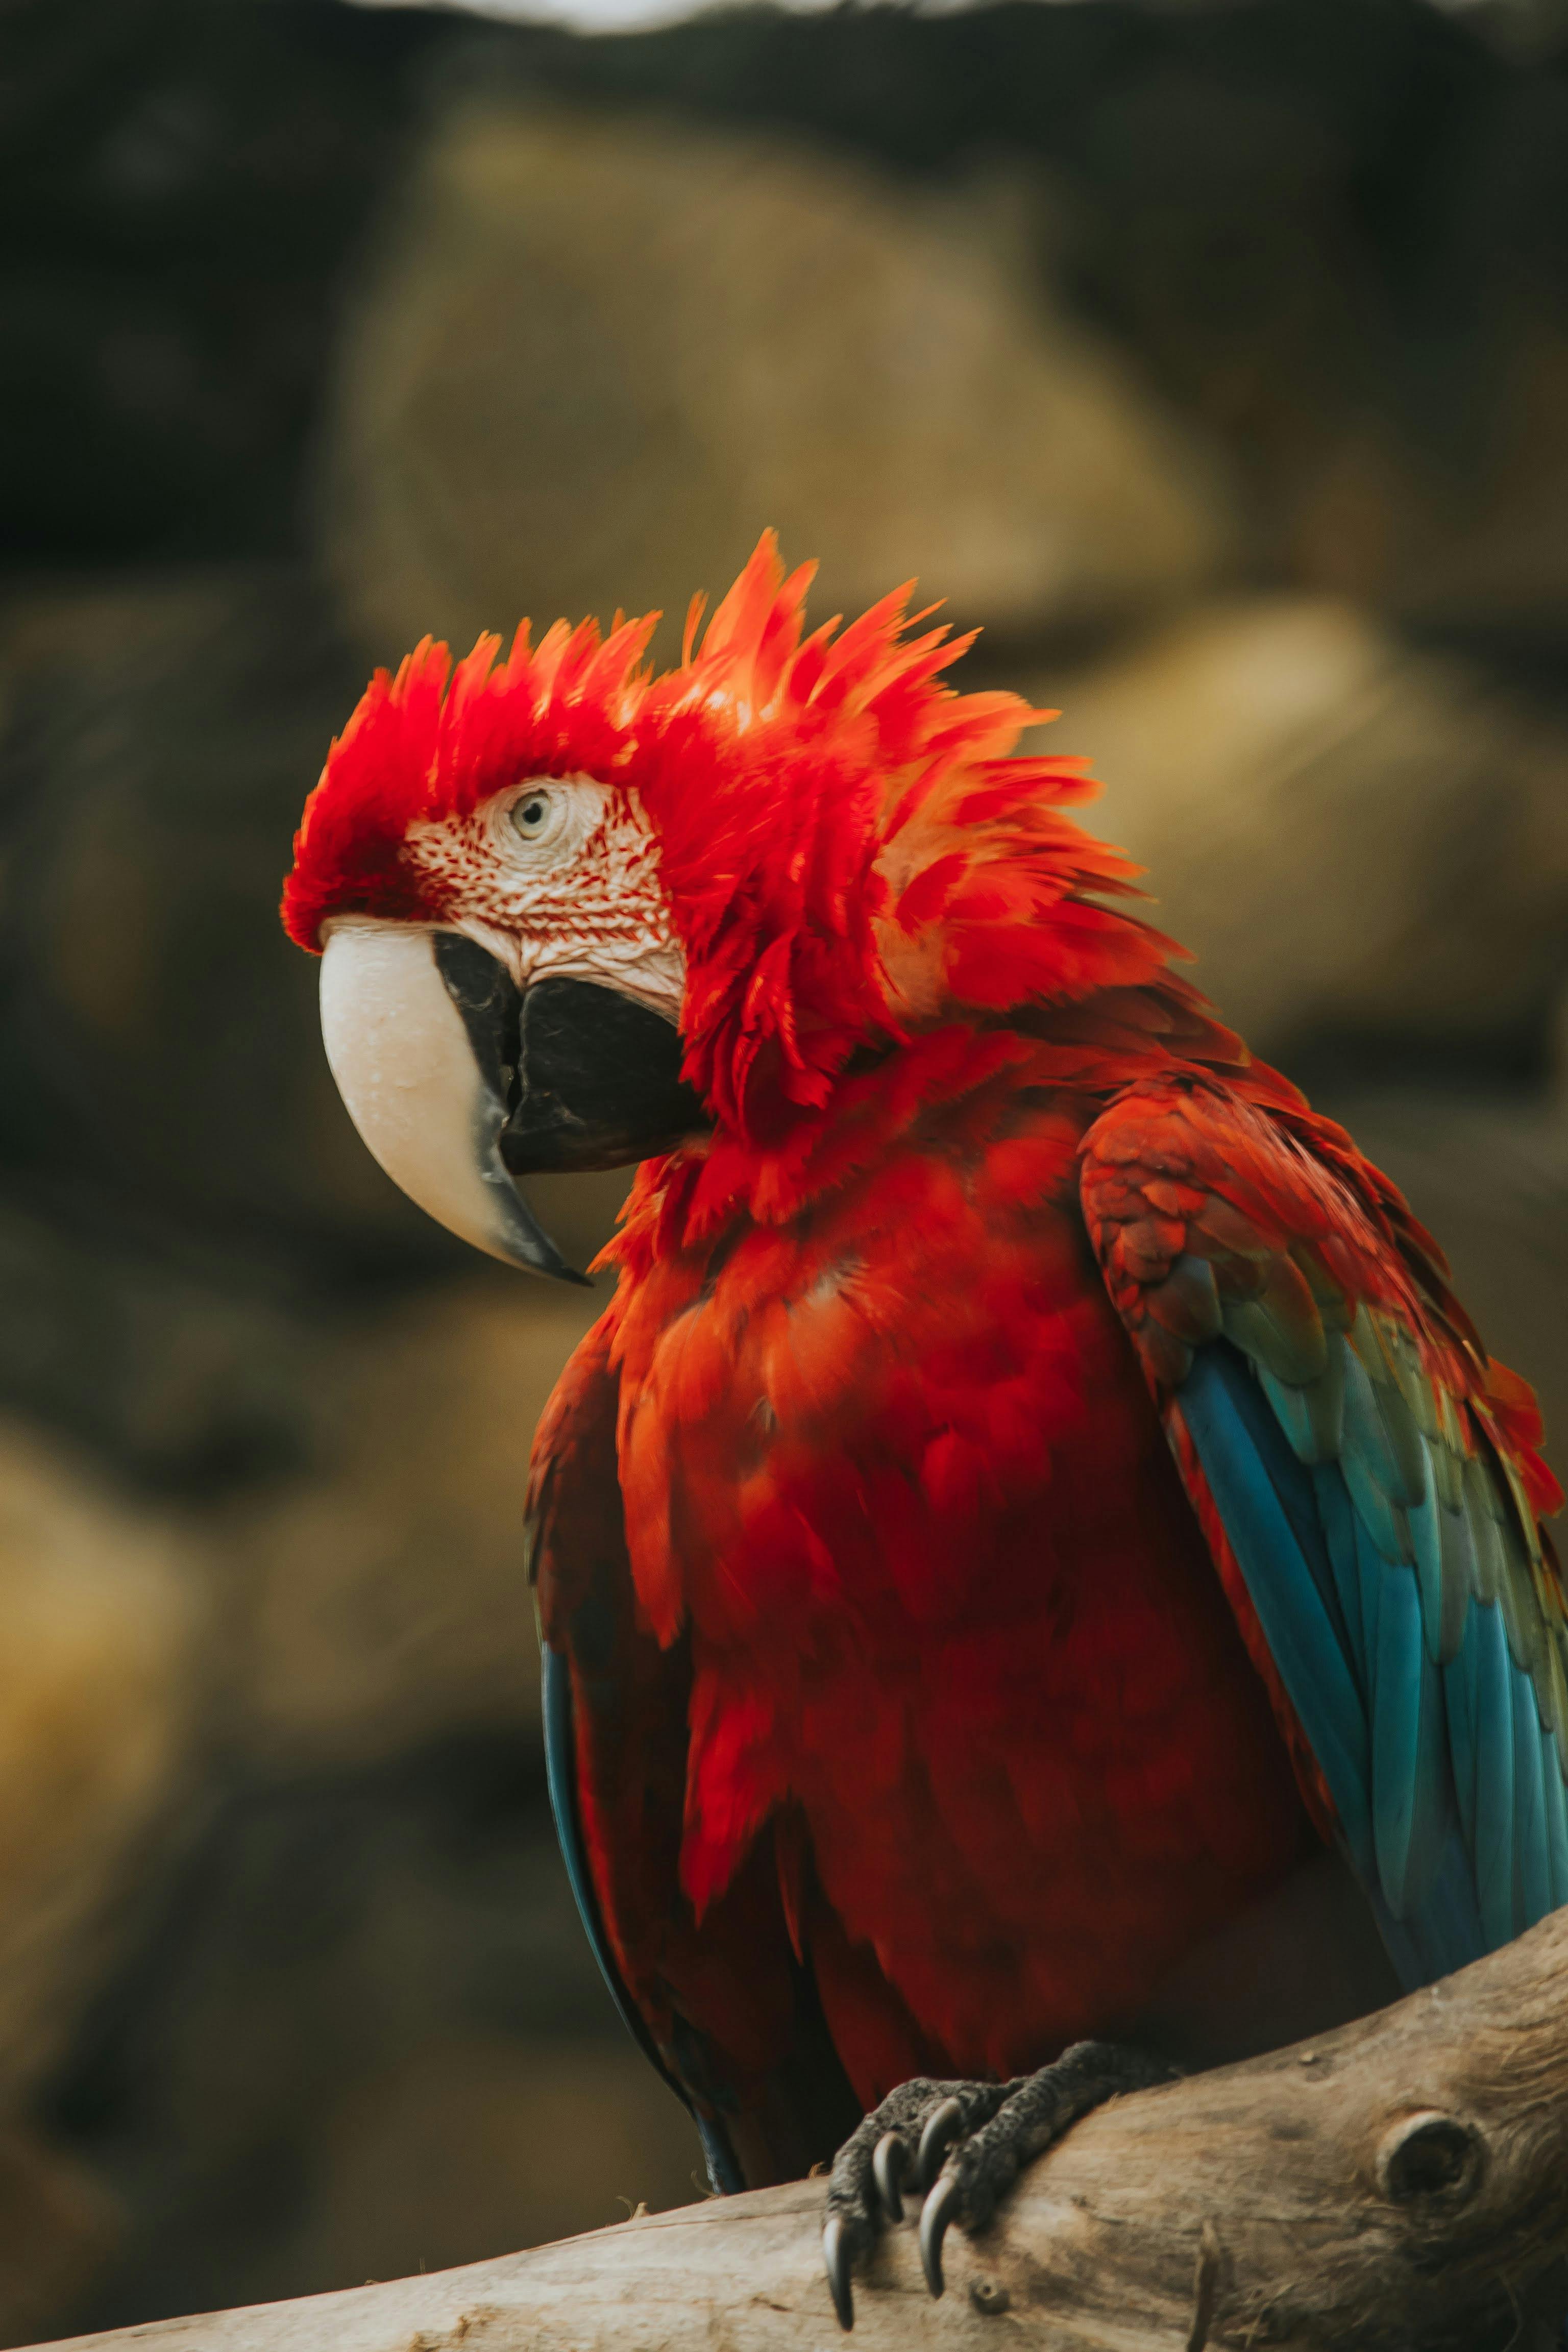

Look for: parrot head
[283,534,1157,1278]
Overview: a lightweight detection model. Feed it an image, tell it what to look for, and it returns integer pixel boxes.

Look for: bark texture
[34,1912,1568,2352]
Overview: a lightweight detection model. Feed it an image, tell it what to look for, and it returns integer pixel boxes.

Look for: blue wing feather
[1442,1607,1481,1853]
[1312,1465,1372,1707]
[1512,1689,1551,1933]
[1460,1595,1520,1948]
[1179,1341,1563,1990]
[1179,1350,1375,1882]
[1408,1477,1449,1666]
[1370,1564,1444,1922]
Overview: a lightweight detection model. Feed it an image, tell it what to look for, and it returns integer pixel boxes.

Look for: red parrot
[283,536,1565,2325]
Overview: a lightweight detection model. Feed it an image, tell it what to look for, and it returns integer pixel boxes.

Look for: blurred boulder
[0,569,456,1280]
[1041,599,1568,1070]
[0,555,628,1782]
[12,0,1568,637]
[0,0,443,564]
[0,2127,120,2349]
[279,2033,701,2295]
[0,1425,203,2104]
[0,1170,617,1521]
[0,1204,607,1773]
[44,1736,701,2337]
[0,1257,630,2339]
[0,1199,320,1501]
[225,1274,605,1769]
[1324,1080,1568,1471]
[0,1241,621,2342]
[484,0,1568,641]
[1026,23,1568,635]
[322,100,1238,664]
[1270,320,1568,640]
[0,572,635,1294]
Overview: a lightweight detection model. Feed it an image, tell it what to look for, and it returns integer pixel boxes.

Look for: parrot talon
[919,2171,960,2297]
[917,2095,965,2189]
[822,2213,856,2331]
[823,2056,1162,2325]
[873,2130,906,2222]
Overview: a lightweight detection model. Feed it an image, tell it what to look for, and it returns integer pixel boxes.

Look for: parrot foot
[821,2043,1175,2329]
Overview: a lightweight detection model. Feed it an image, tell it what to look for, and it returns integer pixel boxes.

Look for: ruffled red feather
[283,532,1158,1144]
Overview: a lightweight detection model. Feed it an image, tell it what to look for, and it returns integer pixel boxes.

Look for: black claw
[823,2214,855,2332]
[917,2095,964,2190]
[919,2172,961,2298]
[873,2131,906,2222]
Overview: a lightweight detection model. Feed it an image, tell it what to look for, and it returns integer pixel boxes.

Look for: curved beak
[320,924,584,1281]
[318,926,704,1282]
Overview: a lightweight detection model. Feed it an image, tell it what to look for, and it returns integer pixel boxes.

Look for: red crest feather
[284,533,1166,1140]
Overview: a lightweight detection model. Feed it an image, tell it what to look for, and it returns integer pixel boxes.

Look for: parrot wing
[1081,1076,1568,1988]
[526,1312,860,2191]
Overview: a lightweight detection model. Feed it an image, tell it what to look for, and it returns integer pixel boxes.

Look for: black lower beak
[433,936,705,1183]
[500,976,707,1174]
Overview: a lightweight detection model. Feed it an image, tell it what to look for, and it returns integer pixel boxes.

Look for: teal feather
[1177,1357,1374,1881]
[1512,1684,1551,1933]
[1179,1324,1564,1979]
[1435,1499,1479,1663]
[1387,1327,1441,1440]
[1183,1345,1502,1988]
[1496,1526,1548,1689]
[1443,1600,1479,1852]
[1463,1453,1507,1604]
[1551,1633,1568,1782]
[1340,1344,1415,1564]
[1466,1600,1518,1947]
[1348,1310,1429,1505]
[1313,1465,1371,1702]
[1353,1510,1386,1706]
[1371,1565,1445,1920]
[1406,1447,1450,1665]
[1257,1359,1345,1466]
[1254,1366,1313,1462]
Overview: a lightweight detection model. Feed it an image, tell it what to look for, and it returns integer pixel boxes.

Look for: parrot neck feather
[601,982,1302,1278]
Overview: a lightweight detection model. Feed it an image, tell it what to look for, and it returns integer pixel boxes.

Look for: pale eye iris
[511,792,550,839]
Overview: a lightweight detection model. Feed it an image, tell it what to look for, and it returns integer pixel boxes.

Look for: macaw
[283,536,1565,2328]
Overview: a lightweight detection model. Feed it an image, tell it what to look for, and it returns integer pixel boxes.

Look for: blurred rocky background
[3,0,1568,2338]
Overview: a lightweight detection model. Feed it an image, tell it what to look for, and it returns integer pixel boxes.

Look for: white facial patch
[404,777,685,1022]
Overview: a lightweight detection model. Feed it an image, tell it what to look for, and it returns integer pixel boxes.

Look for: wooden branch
[36,1913,1568,2352]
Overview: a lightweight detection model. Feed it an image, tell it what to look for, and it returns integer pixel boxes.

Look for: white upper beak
[318,922,582,1281]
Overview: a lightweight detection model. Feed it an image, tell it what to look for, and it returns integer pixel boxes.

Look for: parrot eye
[484,773,616,870]
[509,790,554,842]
